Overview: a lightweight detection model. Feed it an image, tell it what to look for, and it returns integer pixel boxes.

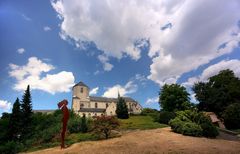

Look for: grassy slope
[119,115,168,130]
[27,115,167,152]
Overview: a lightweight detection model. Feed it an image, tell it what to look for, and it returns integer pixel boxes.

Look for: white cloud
[17,48,25,54]
[22,14,31,21]
[98,55,113,71]
[90,87,99,95]
[145,97,159,105]
[184,59,240,86]
[51,0,240,80]
[0,100,12,112]
[44,26,51,31]
[9,57,75,94]
[103,81,137,98]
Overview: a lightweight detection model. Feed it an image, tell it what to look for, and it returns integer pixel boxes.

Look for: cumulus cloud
[103,81,137,98]
[98,55,113,71]
[17,48,25,54]
[0,100,12,112]
[44,26,51,31]
[145,97,159,105]
[9,57,75,94]
[184,59,240,86]
[51,0,240,80]
[90,87,99,95]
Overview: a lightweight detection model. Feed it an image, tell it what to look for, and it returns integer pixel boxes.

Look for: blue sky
[0,0,240,116]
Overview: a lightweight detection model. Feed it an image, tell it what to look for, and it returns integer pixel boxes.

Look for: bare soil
[28,127,240,154]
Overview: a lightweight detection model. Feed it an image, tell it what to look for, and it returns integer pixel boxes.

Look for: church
[72,81,142,117]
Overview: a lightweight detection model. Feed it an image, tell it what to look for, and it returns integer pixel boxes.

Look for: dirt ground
[28,127,240,154]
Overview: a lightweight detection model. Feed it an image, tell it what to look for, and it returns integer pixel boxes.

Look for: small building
[72,81,142,117]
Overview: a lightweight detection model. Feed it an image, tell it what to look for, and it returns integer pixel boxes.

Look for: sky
[0,0,240,116]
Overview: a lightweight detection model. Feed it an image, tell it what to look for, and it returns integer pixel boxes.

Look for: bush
[141,108,159,116]
[222,103,240,129]
[0,141,24,154]
[169,110,219,137]
[159,111,175,124]
[181,122,202,136]
[93,116,119,139]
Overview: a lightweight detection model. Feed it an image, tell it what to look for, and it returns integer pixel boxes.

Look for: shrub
[0,141,24,154]
[93,116,119,139]
[159,111,175,124]
[181,122,202,136]
[141,108,159,116]
[169,110,219,137]
[222,103,240,129]
[169,118,184,133]
[68,116,82,133]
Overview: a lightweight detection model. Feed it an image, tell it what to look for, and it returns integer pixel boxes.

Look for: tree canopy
[159,84,191,112]
[193,69,240,115]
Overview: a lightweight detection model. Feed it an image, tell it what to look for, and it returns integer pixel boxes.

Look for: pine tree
[116,96,129,119]
[8,98,22,140]
[21,85,33,139]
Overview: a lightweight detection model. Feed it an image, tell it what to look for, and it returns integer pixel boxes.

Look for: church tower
[72,81,90,112]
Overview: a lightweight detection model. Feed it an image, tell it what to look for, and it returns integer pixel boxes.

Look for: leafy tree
[159,84,191,112]
[93,116,119,139]
[222,103,240,129]
[116,97,129,119]
[8,98,22,140]
[193,69,240,115]
[21,85,33,139]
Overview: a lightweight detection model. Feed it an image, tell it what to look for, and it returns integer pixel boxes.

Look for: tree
[21,85,33,139]
[193,69,240,115]
[93,116,119,139]
[222,103,240,129]
[8,98,22,140]
[159,84,191,112]
[116,96,129,119]
[80,114,88,133]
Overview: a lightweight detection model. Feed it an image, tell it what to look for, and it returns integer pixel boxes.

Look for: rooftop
[73,81,89,88]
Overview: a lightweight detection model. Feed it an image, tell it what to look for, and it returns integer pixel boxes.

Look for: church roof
[89,96,137,103]
[79,108,106,113]
[73,81,89,88]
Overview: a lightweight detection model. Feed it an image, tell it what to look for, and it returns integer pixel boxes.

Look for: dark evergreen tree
[80,114,88,133]
[116,96,129,119]
[159,84,191,112]
[8,98,22,140]
[21,85,33,139]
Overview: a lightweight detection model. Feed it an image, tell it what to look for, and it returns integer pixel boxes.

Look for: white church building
[72,81,142,117]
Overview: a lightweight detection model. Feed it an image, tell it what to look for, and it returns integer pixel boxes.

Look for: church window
[80,104,84,109]
[80,87,83,93]
[106,103,108,108]
[95,102,98,108]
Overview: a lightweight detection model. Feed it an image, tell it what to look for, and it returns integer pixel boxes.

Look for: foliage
[116,96,129,119]
[169,110,219,137]
[0,118,10,145]
[93,116,119,139]
[0,141,24,154]
[68,114,89,133]
[193,69,240,116]
[160,84,191,112]
[141,108,159,115]
[8,98,22,141]
[21,85,33,139]
[222,103,240,129]
[181,122,202,136]
[159,111,176,124]
[119,115,168,130]
[80,114,88,133]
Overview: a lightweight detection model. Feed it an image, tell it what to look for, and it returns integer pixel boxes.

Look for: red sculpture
[57,99,69,149]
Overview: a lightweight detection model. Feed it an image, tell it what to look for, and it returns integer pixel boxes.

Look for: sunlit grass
[119,115,168,130]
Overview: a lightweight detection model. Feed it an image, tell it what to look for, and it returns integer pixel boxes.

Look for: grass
[27,115,168,152]
[231,129,240,134]
[119,115,168,130]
